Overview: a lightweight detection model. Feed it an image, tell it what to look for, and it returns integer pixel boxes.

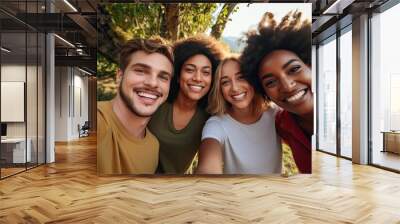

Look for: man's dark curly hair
[240,11,311,97]
[167,34,227,109]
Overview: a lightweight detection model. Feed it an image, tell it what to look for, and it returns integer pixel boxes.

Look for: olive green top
[148,102,209,174]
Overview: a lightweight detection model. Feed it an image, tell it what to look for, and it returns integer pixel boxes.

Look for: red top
[275,110,311,173]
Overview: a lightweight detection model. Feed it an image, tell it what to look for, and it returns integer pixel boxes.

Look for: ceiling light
[76,48,85,55]
[63,0,78,12]
[54,34,75,48]
[1,47,11,53]
[323,0,341,14]
[323,0,355,15]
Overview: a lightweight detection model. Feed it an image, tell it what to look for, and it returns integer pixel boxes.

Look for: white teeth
[232,92,246,100]
[286,90,305,103]
[137,91,158,99]
[189,85,203,92]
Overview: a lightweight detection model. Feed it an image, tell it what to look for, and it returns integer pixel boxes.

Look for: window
[370,2,400,171]
[317,35,337,155]
[0,1,46,179]
[339,27,352,158]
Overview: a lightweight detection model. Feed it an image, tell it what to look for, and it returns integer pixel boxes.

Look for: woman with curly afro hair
[240,11,313,174]
[148,34,227,174]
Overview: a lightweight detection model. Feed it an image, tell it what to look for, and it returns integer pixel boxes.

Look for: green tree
[211,3,238,39]
[105,3,164,41]
[97,52,118,79]
[98,3,237,60]
[97,85,115,101]
[177,3,218,39]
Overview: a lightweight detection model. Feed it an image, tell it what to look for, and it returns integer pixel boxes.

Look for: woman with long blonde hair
[196,56,281,174]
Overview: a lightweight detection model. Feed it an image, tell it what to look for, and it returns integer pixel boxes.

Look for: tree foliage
[97,52,118,79]
[100,3,237,55]
[211,3,238,39]
[97,85,115,101]
[177,3,218,39]
[103,3,225,42]
[105,3,164,41]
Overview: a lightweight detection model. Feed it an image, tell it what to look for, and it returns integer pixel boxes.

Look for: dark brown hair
[119,37,174,72]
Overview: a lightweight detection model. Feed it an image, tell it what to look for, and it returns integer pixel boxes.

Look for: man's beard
[119,80,153,118]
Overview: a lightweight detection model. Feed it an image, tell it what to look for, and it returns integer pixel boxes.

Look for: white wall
[54,67,89,141]
[1,65,31,138]
[55,66,69,141]
[72,72,89,138]
[1,65,26,141]
[1,63,46,164]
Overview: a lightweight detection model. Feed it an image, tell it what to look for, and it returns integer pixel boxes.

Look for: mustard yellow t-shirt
[97,101,159,175]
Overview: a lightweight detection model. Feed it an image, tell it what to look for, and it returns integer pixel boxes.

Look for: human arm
[196,116,226,174]
[196,138,223,174]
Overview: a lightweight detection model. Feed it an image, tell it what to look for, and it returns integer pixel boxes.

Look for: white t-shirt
[201,109,281,174]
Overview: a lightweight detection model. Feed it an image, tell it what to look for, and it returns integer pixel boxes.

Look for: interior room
[0,12,46,177]
[0,0,96,179]
[0,0,399,223]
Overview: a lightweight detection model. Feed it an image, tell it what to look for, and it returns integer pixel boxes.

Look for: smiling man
[97,38,174,175]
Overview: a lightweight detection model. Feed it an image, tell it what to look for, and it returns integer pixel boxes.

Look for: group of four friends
[97,11,313,175]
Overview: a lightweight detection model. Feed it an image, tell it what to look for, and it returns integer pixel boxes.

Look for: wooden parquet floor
[1,167,26,178]
[1,135,400,224]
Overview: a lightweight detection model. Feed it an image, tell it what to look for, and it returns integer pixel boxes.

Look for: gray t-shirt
[201,109,281,174]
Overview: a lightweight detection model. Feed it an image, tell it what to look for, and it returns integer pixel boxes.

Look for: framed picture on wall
[96,2,313,176]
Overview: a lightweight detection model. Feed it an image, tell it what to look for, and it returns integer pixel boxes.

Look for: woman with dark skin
[148,35,226,174]
[240,11,313,173]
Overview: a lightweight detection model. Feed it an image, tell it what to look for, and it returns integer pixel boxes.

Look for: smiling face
[220,59,255,111]
[258,49,313,116]
[118,50,173,117]
[178,54,212,101]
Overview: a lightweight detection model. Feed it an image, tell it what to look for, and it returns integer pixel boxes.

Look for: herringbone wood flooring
[1,135,400,223]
